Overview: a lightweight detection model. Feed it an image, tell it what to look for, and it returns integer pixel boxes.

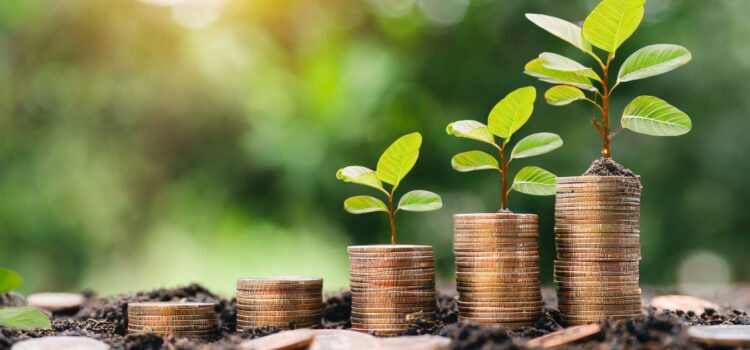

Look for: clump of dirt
[583,157,637,177]
[439,321,518,349]
[321,290,351,329]
[0,292,26,308]
[0,319,120,349]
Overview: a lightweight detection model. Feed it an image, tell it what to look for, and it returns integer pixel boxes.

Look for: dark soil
[2,285,750,349]
[583,157,638,177]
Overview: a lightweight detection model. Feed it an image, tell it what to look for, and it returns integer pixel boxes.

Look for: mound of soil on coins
[583,157,637,177]
[2,285,750,349]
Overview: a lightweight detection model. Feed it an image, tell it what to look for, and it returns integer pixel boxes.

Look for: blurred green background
[1,0,748,297]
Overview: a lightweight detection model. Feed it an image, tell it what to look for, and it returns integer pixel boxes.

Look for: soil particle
[583,157,637,177]
[321,290,351,329]
[0,293,26,308]
[439,321,519,349]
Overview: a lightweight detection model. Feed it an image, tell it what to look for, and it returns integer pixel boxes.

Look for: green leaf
[511,166,557,196]
[445,120,496,145]
[525,13,592,53]
[451,151,500,172]
[0,268,23,294]
[539,53,602,82]
[397,190,442,212]
[376,132,422,187]
[0,308,51,330]
[545,86,587,106]
[524,58,597,92]
[343,196,388,214]
[336,166,385,193]
[510,133,563,160]
[617,44,692,83]
[621,96,692,136]
[487,86,536,140]
[582,0,646,53]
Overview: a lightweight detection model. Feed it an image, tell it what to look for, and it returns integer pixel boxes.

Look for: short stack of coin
[453,213,542,328]
[236,277,323,330]
[554,176,643,325]
[127,302,217,338]
[348,245,436,337]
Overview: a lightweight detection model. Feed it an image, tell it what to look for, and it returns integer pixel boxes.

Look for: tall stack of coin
[127,302,217,338]
[554,176,643,325]
[348,245,436,337]
[236,277,323,330]
[453,213,542,328]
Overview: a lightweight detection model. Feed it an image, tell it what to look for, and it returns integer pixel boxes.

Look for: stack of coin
[453,213,542,328]
[348,245,436,337]
[127,302,217,338]
[554,176,643,325]
[236,277,323,330]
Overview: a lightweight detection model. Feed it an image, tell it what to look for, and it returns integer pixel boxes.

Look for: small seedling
[337,132,442,245]
[0,268,51,330]
[525,0,692,158]
[447,86,562,210]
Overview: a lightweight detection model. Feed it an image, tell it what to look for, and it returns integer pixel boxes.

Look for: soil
[2,285,749,349]
[583,157,638,177]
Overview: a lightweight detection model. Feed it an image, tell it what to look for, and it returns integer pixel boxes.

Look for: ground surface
[1,285,749,349]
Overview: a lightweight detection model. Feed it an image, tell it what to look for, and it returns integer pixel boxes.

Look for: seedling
[0,268,51,330]
[337,132,442,245]
[525,0,692,158]
[447,86,562,210]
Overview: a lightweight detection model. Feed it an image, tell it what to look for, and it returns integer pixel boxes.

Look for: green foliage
[0,268,50,330]
[618,44,692,83]
[447,87,561,210]
[524,14,592,53]
[0,308,51,330]
[397,190,443,212]
[451,151,499,172]
[525,0,692,158]
[337,133,442,244]
[540,53,602,82]
[487,86,537,141]
[621,96,692,136]
[376,132,421,189]
[524,58,597,92]
[582,0,646,53]
[511,133,564,160]
[0,269,23,294]
[510,166,557,196]
[545,86,586,106]
[343,195,388,214]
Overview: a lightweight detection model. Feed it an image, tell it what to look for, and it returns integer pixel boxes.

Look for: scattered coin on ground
[687,325,750,347]
[524,323,602,348]
[650,295,719,314]
[11,336,110,350]
[26,293,86,312]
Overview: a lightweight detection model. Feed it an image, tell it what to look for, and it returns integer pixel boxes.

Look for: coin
[523,323,602,348]
[687,325,750,347]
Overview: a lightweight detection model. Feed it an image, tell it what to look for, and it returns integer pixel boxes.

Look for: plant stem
[387,192,395,245]
[600,54,613,158]
[499,144,508,210]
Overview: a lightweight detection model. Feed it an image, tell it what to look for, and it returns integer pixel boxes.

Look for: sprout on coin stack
[235,277,323,330]
[336,132,443,336]
[127,302,217,338]
[446,86,562,328]
[523,0,693,324]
